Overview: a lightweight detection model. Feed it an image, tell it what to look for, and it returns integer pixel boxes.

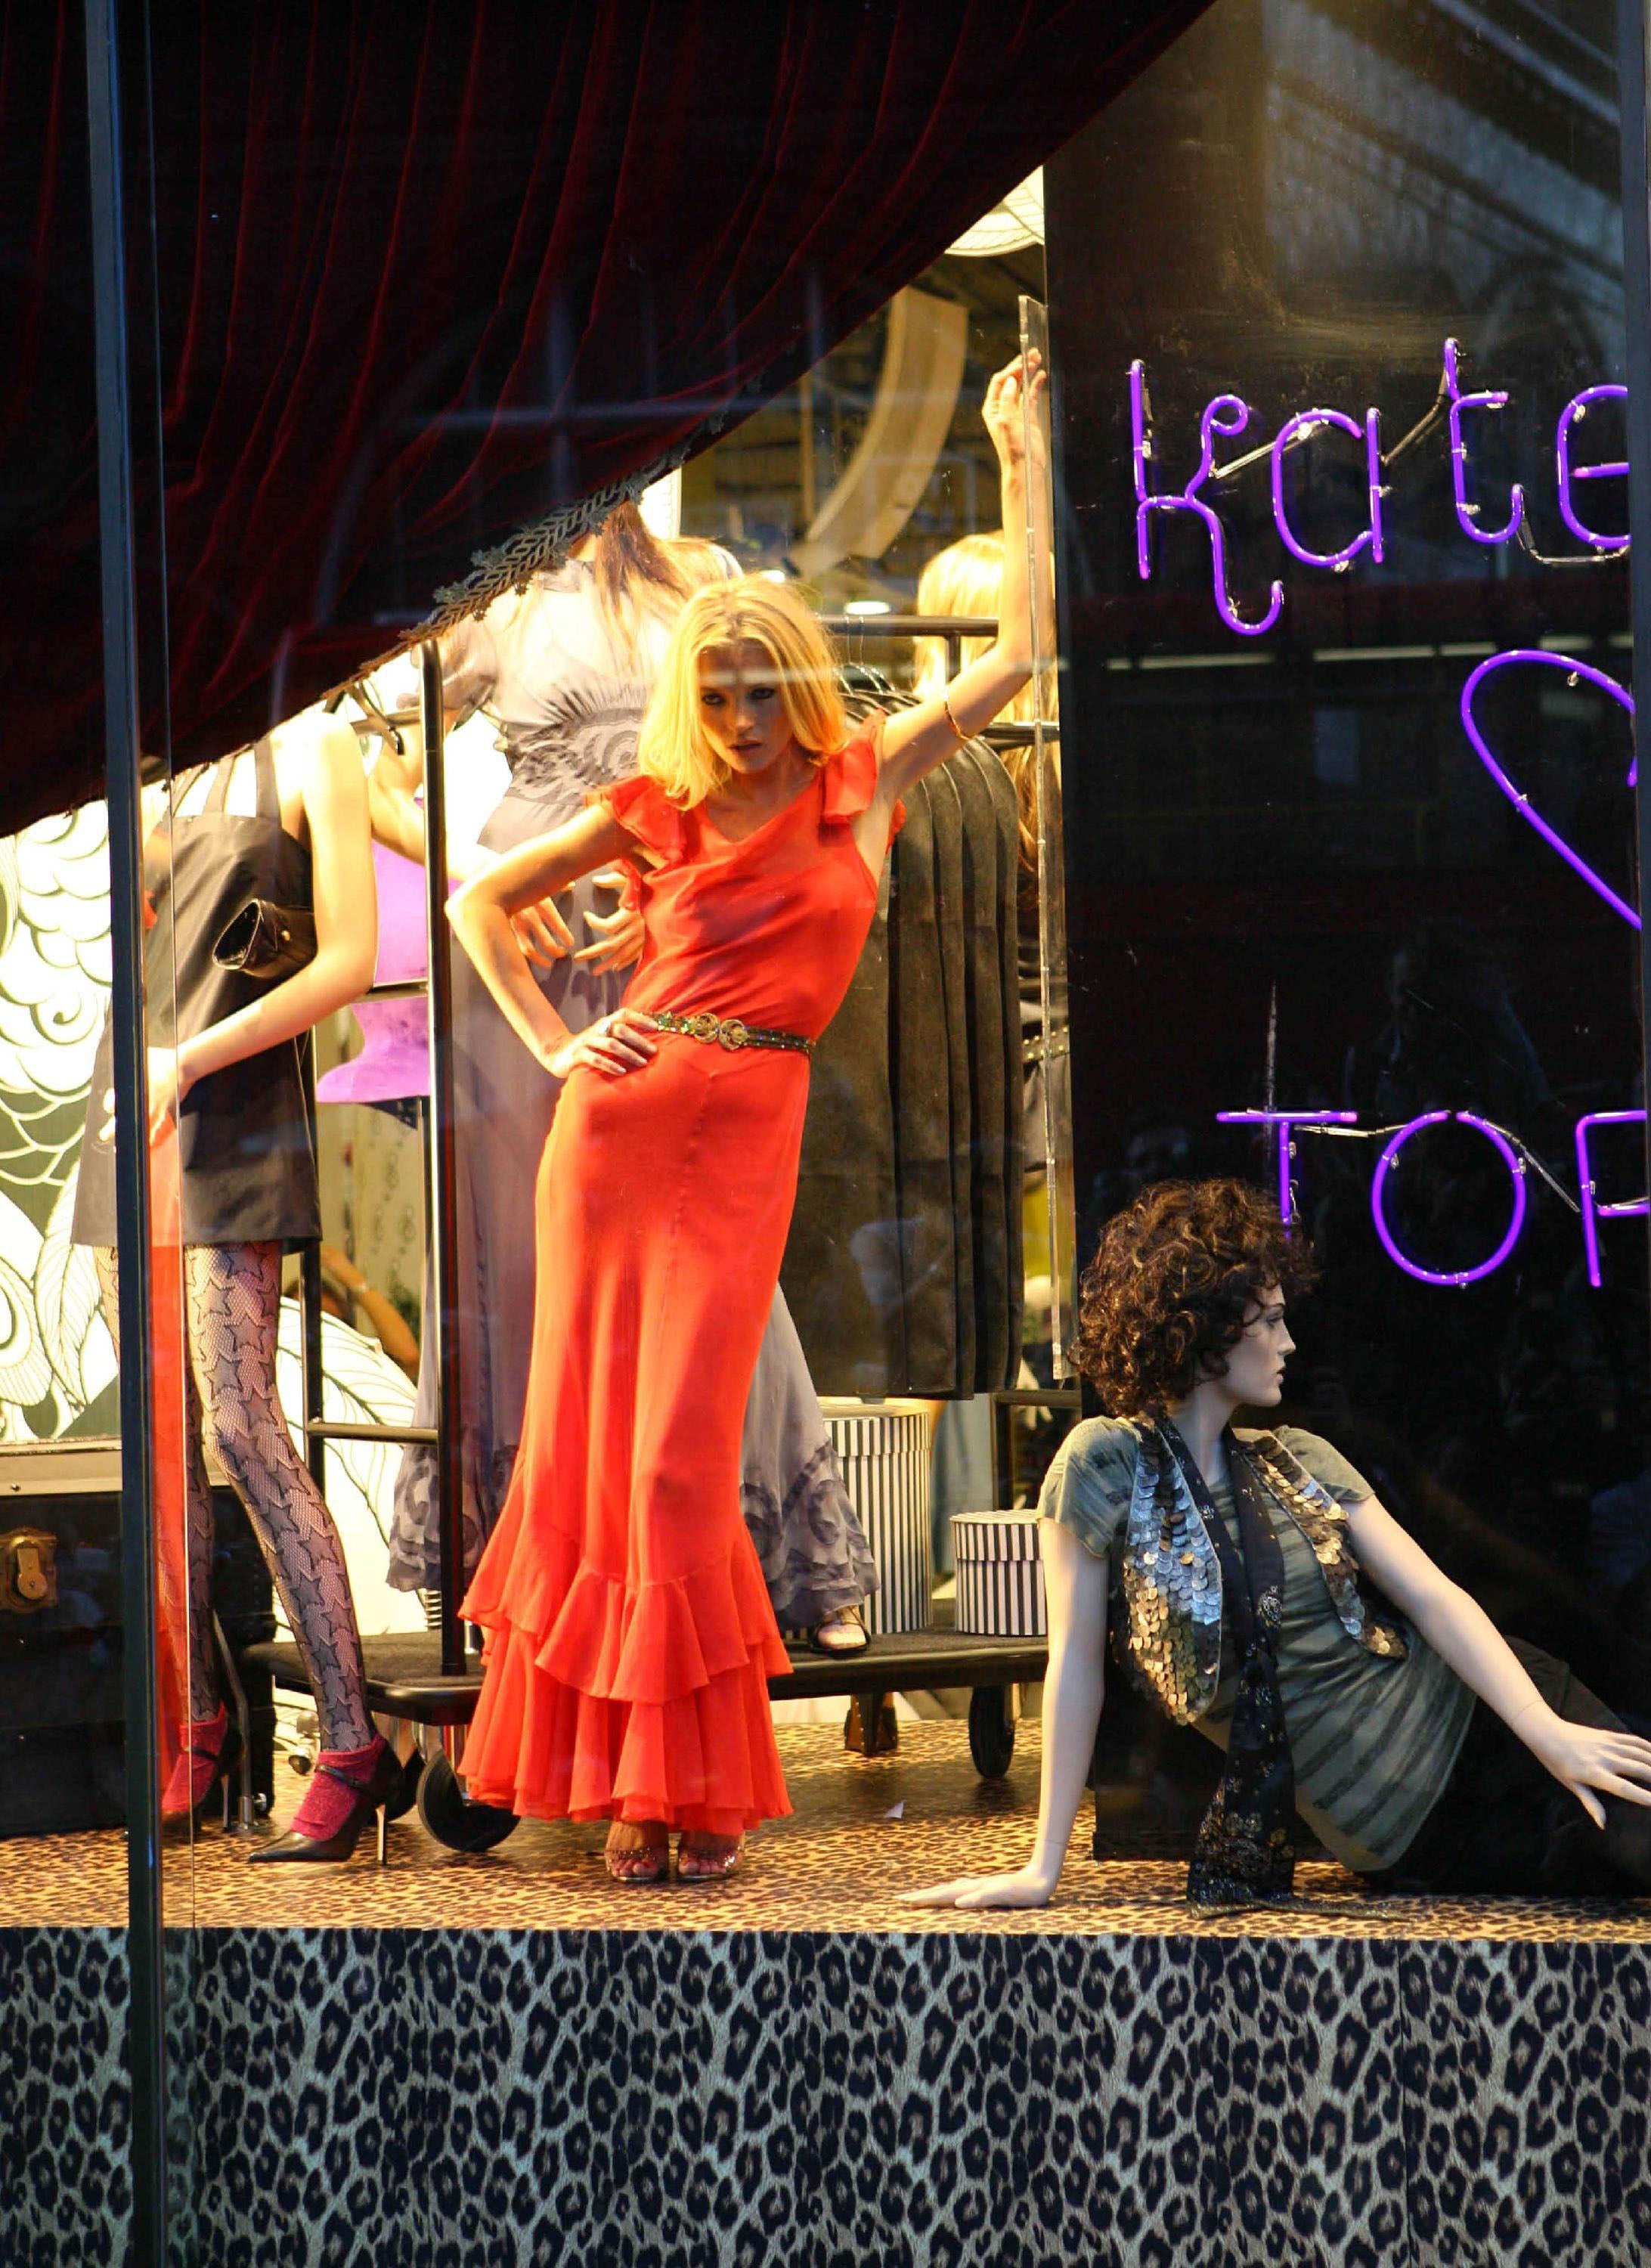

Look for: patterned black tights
[95,1242,373,1750]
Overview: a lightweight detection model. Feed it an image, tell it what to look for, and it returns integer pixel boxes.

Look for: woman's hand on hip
[546,1009,658,1082]
[897,1864,1058,1912]
[1522,1708,1651,1827]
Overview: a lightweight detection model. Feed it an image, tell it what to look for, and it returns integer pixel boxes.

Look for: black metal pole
[85,0,166,2258]
[420,643,466,1677]
[1618,1,1651,1294]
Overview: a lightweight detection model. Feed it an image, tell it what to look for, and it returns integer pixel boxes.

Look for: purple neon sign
[1217,1109,1358,1223]
[1129,340,1632,633]
[1574,1111,1649,1287]
[1442,336,1525,545]
[1222,1105,1650,1290]
[1556,386,1629,552]
[1130,361,1284,637]
[1369,1111,1528,1287]
[1458,649,1639,931]
[1270,410,1384,571]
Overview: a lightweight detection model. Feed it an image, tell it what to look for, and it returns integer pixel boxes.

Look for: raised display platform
[244,1622,1050,1720]
[6,1723,1650,2267]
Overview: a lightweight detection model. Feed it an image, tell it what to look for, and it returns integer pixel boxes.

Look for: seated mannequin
[907,1178,1651,1910]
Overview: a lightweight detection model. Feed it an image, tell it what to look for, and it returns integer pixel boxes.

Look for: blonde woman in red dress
[447,355,1046,1882]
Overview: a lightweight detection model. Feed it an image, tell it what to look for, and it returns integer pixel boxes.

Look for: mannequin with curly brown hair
[908,1179,1651,1910]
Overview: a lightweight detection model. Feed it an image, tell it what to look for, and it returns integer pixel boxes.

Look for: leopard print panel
[0,1929,131,2267]
[7,1925,1650,2264]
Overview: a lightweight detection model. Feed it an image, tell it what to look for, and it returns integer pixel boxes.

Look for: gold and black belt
[651,1008,814,1058]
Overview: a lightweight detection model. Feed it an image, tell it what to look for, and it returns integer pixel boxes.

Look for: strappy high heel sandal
[810,1604,868,1656]
[605,1821,671,1885]
[249,1734,400,1864]
[676,1833,745,1884]
[162,1704,242,1828]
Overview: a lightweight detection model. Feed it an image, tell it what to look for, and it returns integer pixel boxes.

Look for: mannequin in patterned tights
[91,1245,373,1756]
[74,714,392,1861]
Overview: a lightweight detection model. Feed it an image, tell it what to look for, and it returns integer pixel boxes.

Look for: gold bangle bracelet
[943,694,965,740]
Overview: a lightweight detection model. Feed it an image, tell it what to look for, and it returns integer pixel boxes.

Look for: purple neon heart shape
[1460,649,1640,931]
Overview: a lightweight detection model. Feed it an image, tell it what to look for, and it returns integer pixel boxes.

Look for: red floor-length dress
[460,720,900,1833]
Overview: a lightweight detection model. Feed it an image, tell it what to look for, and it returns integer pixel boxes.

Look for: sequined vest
[1115,1423,1408,1726]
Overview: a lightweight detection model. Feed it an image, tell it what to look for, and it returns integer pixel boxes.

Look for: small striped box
[821,1398,932,1635]
[952,1511,1046,1637]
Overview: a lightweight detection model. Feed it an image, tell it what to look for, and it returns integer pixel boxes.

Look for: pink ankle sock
[289,1736,387,1840]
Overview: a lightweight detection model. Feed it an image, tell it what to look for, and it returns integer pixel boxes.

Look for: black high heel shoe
[249,1735,401,1865]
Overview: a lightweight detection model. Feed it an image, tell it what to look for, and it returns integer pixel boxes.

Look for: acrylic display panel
[1019,290,1076,1380]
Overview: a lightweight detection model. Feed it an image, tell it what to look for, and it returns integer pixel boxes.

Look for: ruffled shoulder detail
[821,711,905,838]
[590,773,686,861]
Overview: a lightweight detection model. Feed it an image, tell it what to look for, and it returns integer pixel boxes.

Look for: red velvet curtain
[2,0,1208,829]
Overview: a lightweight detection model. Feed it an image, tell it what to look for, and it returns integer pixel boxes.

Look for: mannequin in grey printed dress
[376,516,876,1638]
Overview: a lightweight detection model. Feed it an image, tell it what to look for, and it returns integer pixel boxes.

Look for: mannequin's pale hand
[546,1008,658,1081]
[575,872,644,974]
[510,894,576,969]
[1519,1708,1651,1828]
[898,1865,1058,1912]
[99,1046,194,1147]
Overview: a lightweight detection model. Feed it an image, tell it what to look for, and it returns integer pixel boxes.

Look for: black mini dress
[73,738,321,1250]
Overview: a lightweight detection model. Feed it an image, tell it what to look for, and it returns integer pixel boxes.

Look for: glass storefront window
[8,6,1651,2260]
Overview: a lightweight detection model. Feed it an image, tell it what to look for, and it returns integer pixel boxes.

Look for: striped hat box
[952,1511,1046,1638]
[820,1399,932,1635]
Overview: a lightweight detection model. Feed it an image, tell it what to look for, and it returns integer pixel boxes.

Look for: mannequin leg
[94,1246,219,1715]
[183,1241,373,1752]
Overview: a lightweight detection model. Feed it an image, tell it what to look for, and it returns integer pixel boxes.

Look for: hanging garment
[785,696,1025,1396]
[925,764,977,1390]
[775,846,901,1396]
[460,724,902,1831]
[888,776,959,1390]
[73,739,320,1249]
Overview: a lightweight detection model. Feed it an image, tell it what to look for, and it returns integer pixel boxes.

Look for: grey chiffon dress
[386,562,876,1628]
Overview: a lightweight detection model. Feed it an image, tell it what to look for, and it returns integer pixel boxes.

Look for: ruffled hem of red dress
[459,1515,794,1830]
[459,1623,791,1835]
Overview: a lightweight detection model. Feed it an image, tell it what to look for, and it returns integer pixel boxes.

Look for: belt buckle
[683,1012,717,1042]
[717,1018,749,1052]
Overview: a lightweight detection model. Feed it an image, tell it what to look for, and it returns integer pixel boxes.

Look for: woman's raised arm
[878,353,1054,807]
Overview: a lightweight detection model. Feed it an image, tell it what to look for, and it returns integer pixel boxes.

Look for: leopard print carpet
[6,1725,1651,2265]
[7,1721,1651,1939]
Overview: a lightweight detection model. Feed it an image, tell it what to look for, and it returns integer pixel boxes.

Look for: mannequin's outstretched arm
[448,804,658,1078]
[1350,1497,1651,1828]
[129,717,378,1141]
[900,1520,1110,1910]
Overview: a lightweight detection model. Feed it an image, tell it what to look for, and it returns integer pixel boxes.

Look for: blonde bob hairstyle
[635,575,847,808]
